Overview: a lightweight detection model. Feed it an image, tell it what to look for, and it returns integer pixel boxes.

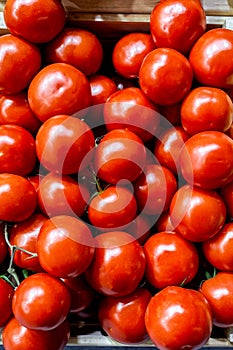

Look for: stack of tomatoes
[0,0,233,349]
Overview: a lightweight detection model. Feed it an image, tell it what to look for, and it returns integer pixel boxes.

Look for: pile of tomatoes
[0,0,233,349]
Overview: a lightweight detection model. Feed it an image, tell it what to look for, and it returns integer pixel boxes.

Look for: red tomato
[112,32,156,79]
[9,213,47,272]
[93,128,147,184]
[87,185,137,231]
[12,272,71,330]
[89,74,117,105]
[181,87,233,135]
[4,0,66,44]
[2,317,70,350]
[103,87,160,142]
[0,92,41,134]
[27,174,43,192]
[222,179,233,219]
[36,115,95,175]
[0,222,8,265]
[139,48,193,106]
[0,279,14,327]
[134,164,177,215]
[200,272,233,327]
[0,125,36,176]
[150,0,206,54]
[144,231,199,289]
[202,222,233,271]
[28,63,91,122]
[44,28,103,76]
[189,28,233,88]
[0,34,41,94]
[170,185,227,242]
[155,210,175,232]
[85,231,146,297]
[37,215,95,278]
[0,173,37,222]
[145,286,213,349]
[98,287,152,344]
[179,131,233,189]
[125,214,153,245]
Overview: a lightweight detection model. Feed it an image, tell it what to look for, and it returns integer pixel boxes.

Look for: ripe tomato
[112,32,156,79]
[89,74,117,105]
[139,48,193,106]
[170,185,227,242]
[221,179,233,219]
[181,87,233,135]
[179,131,233,189]
[0,34,41,94]
[0,279,14,327]
[189,28,233,88]
[84,231,146,297]
[36,115,95,175]
[12,272,71,330]
[155,210,175,232]
[150,0,206,54]
[125,214,153,245]
[98,287,152,344]
[37,215,95,278]
[0,173,37,222]
[28,63,91,122]
[4,0,66,44]
[145,286,213,350]
[0,222,8,265]
[200,272,233,327]
[144,231,199,289]
[44,28,103,76]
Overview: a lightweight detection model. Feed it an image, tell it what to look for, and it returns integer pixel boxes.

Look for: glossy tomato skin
[150,0,206,54]
[89,74,117,105]
[145,286,213,350]
[85,231,146,297]
[179,131,233,189]
[2,317,70,350]
[12,272,71,330]
[221,179,233,219]
[0,34,41,94]
[0,279,14,327]
[155,210,175,232]
[170,185,227,242]
[144,231,199,289]
[112,32,156,79]
[189,28,233,88]
[45,28,103,76]
[98,287,152,344]
[200,272,233,327]
[125,214,153,245]
[28,63,91,122]
[4,0,66,44]
[139,48,193,106]
[0,173,37,222]
[181,87,233,135]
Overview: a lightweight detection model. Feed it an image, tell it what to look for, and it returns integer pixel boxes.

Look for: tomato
[112,32,156,79]
[87,185,137,231]
[36,115,95,175]
[222,179,233,219]
[170,185,227,242]
[0,34,41,94]
[44,28,103,76]
[9,213,47,272]
[139,48,193,106]
[98,287,152,344]
[134,164,177,216]
[28,63,91,122]
[37,172,90,218]
[89,74,117,105]
[93,128,147,184]
[0,124,36,176]
[27,174,44,192]
[155,210,175,232]
[0,173,37,222]
[179,131,233,189]
[0,222,8,265]
[159,102,181,126]
[181,87,233,135]
[145,286,213,350]
[12,272,71,330]
[189,28,233,88]
[2,317,70,350]
[144,231,199,289]
[37,215,95,278]
[200,272,233,327]
[125,214,153,245]
[0,92,41,134]
[0,279,14,327]
[4,0,66,44]
[84,231,146,297]
[150,0,206,54]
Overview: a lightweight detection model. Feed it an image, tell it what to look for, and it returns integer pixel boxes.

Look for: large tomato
[0,279,14,327]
